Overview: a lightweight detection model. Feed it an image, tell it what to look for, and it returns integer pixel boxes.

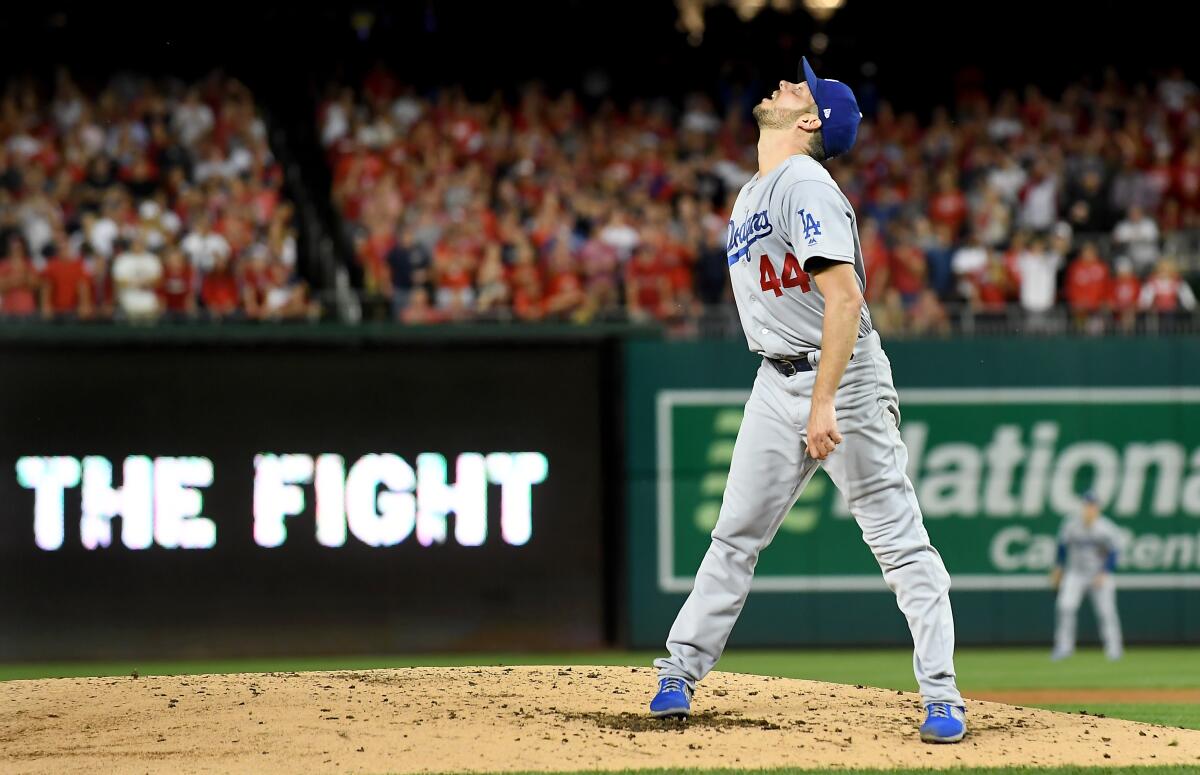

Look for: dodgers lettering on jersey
[726,154,872,357]
[727,210,773,263]
[1058,514,1122,576]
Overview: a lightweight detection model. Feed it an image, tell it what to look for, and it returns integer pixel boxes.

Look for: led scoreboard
[0,342,608,659]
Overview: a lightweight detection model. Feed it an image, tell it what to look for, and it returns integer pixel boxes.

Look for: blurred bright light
[732,0,768,21]
[802,0,846,21]
[675,0,706,46]
[676,0,837,46]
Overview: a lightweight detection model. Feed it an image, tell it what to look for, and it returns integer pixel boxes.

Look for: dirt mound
[568,709,785,732]
[2,665,1198,774]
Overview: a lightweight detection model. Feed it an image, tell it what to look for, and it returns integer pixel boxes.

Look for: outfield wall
[626,336,1200,648]
[2,326,1198,659]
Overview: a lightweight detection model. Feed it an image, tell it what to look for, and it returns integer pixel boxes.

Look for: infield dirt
[2,665,1199,774]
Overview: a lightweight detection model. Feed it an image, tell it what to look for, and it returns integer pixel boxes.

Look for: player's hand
[806,400,843,460]
[1092,572,1108,589]
[1050,567,1062,589]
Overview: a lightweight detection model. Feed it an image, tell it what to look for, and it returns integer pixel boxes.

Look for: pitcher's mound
[2,665,1198,774]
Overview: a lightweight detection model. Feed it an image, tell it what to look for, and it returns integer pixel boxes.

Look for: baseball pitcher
[649,58,967,744]
[1051,491,1124,661]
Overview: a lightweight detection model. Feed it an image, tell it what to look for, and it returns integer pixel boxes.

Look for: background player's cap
[799,56,862,159]
[1081,489,1099,504]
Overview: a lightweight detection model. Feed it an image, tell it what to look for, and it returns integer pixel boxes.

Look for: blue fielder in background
[1051,490,1124,661]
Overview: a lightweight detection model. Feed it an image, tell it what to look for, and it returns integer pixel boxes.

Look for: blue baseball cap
[1081,489,1099,505]
[799,57,862,159]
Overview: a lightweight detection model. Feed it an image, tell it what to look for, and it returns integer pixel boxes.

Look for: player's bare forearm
[807,262,863,460]
[811,262,863,405]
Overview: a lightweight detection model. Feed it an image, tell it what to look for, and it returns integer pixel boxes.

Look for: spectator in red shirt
[434,249,475,312]
[401,287,443,324]
[543,243,585,320]
[201,253,241,318]
[507,240,542,305]
[660,245,698,322]
[1111,258,1141,333]
[625,246,669,321]
[158,246,197,318]
[79,243,115,320]
[859,218,891,302]
[357,224,396,296]
[889,229,928,307]
[0,236,39,318]
[39,243,93,319]
[928,167,968,236]
[1065,242,1112,326]
[1174,142,1200,220]
[1139,259,1197,314]
[512,272,546,322]
[966,249,1014,314]
[240,250,272,320]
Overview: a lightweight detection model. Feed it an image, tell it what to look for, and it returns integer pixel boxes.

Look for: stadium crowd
[321,66,1200,333]
[0,70,313,322]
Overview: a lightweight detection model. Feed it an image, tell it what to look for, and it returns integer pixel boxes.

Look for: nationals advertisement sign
[656,387,1200,592]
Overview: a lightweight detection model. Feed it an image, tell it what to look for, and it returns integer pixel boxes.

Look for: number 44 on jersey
[759,253,811,297]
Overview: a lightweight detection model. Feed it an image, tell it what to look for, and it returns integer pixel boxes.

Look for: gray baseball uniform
[655,154,962,706]
[1054,513,1123,659]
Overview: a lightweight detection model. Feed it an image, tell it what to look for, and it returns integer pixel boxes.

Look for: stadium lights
[675,0,843,45]
[802,0,846,22]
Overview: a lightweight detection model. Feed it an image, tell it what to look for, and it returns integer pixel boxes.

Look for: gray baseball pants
[655,331,963,706]
[1055,571,1123,660]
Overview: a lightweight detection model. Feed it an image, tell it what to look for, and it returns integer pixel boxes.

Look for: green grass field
[3,647,1195,691]
[481,771,1200,775]
[4,647,1196,774]
[455,770,1200,775]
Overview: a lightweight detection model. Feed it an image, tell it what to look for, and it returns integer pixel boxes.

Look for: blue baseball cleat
[650,676,693,718]
[920,702,967,743]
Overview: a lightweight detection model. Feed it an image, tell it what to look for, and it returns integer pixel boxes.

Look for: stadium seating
[0,70,314,322]
[319,69,1200,334]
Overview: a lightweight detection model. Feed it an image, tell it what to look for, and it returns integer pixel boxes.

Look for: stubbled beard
[752,103,807,130]
[753,104,827,160]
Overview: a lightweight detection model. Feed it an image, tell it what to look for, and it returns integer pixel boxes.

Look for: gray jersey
[1058,514,1122,576]
[726,154,873,357]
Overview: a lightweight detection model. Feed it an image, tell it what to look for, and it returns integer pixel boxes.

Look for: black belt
[768,355,814,376]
